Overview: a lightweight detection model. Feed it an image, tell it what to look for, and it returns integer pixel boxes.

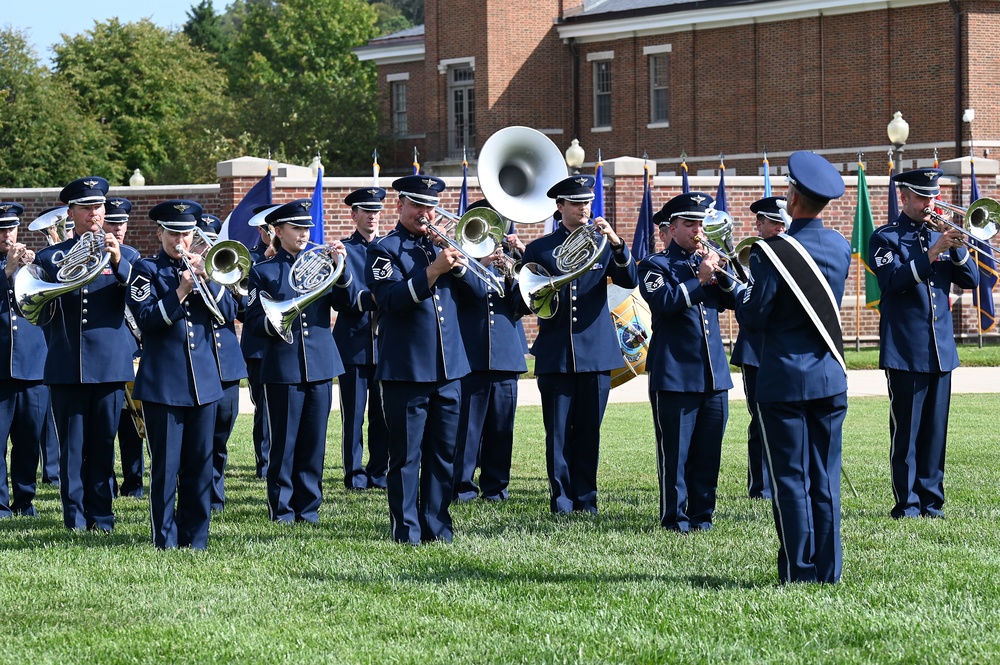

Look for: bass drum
[607,284,652,388]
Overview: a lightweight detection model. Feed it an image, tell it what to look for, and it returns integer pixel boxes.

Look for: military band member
[454,199,528,502]
[199,213,248,511]
[34,176,135,532]
[334,187,389,490]
[0,203,46,518]
[515,175,639,515]
[103,197,145,499]
[736,151,851,583]
[729,196,787,500]
[127,200,236,549]
[639,193,738,531]
[241,206,277,479]
[244,200,352,524]
[365,175,485,544]
[869,168,978,519]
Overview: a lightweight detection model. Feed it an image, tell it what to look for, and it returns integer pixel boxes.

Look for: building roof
[368,24,424,45]
[569,0,766,21]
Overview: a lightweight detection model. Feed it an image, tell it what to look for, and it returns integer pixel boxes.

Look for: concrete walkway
[236,366,1000,414]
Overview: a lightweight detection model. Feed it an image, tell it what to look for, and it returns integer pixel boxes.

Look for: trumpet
[260,241,346,344]
[423,210,506,296]
[176,243,226,325]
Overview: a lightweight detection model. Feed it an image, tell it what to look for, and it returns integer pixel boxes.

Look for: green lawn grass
[3,395,1000,663]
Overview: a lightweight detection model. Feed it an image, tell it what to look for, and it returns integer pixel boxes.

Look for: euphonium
[14,231,111,325]
[260,242,346,344]
[517,223,608,319]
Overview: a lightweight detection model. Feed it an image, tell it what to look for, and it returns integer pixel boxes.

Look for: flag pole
[855,152,863,351]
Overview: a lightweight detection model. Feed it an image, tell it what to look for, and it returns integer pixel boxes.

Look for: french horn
[259,242,345,344]
[15,231,111,325]
[517,223,607,319]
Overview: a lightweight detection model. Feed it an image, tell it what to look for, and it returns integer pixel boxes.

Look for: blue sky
[4,0,217,64]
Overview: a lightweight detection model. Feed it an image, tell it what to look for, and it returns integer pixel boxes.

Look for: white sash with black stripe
[754,234,846,373]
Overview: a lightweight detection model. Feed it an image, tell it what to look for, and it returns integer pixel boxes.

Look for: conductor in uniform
[34,176,135,532]
[333,187,389,490]
[127,200,237,549]
[365,175,485,544]
[729,196,786,500]
[639,193,738,532]
[516,175,638,515]
[868,168,977,519]
[244,200,352,524]
[736,151,852,583]
[0,203,46,518]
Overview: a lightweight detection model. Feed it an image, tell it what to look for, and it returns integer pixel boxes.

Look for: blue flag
[715,155,728,213]
[969,159,997,332]
[763,150,772,198]
[413,146,420,175]
[592,151,604,221]
[681,158,690,194]
[888,154,899,222]
[630,162,655,261]
[309,165,324,245]
[459,157,469,216]
[221,170,272,249]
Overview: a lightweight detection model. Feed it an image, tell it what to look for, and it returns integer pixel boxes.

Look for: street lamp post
[565,139,585,175]
[887,111,910,175]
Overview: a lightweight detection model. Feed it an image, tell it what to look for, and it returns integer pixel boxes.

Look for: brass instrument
[922,197,1000,251]
[701,206,750,283]
[734,236,761,270]
[477,126,569,224]
[423,211,506,296]
[260,241,345,344]
[14,231,111,325]
[517,223,608,318]
[436,206,518,278]
[176,243,226,325]
[27,206,69,246]
[124,359,146,440]
[189,227,253,297]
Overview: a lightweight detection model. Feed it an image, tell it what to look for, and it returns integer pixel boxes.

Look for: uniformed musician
[729,196,786,500]
[516,175,639,515]
[454,199,528,502]
[199,213,248,511]
[244,200,352,524]
[364,175,485,544]
[241,206,278,479]
[0,203,47,518]
[333,187,389,490]
[34,176,135,532]
[868,168,978,519]
[736,151,852,583]
[103,197,145,499]
[639,192,738,532]
[127,200,236,549]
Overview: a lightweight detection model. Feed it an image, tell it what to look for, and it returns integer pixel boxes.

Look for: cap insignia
[421,178,436,188]
[83,179,99,188]
[691,194,706,205]
[173,203,191,213]
[302,201,312,210]
[574,177,588,186]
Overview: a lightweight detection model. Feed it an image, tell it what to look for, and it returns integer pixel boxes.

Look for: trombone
[175,243,226,325]
[189,226,253,297]
[425,209,506,297]
[922,197,1000,251]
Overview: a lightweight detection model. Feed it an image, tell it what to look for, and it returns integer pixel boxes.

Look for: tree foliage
[184,0,229,56]
[0,27,119,188]
[52,18,234,185]
[224,0,381,174]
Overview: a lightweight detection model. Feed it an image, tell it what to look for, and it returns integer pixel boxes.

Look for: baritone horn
[517,222,608,319]
[14,231,111,325]
[477,126,569,224]
[259,242,345,344]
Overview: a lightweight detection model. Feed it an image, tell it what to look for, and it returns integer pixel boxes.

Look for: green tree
[0,27,119,188]
[370,2,413,35]
[224,0,381,173]
[184,0,229,55]
[52,18,234,184]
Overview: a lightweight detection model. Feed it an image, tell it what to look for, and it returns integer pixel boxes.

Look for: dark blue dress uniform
[365,175,485,544]
[736,151,852,584]
[455,270,528,502]
[244,200,353,524]
[515,176,639,515]
[128,200,235,549]
[33,177,136,532]
[241,229,274,478]
[639,193,737,532]
[868,168,979,519]
[0,203,48,518]
[730,196,786,501]
[104,197,145,499]
[333,187,389,490]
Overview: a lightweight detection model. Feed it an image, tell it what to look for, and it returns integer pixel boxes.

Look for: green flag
[851,161,880,310]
